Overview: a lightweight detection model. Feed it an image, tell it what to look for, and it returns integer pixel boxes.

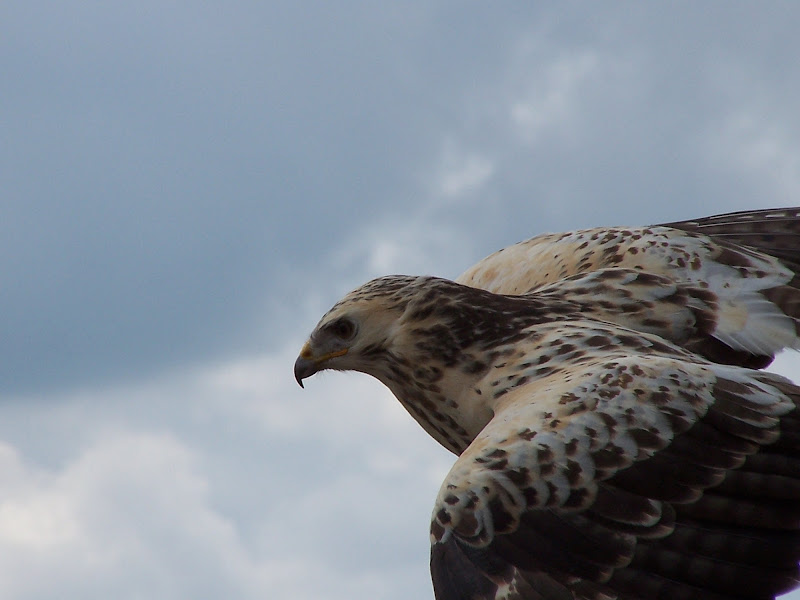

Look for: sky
[2,2,800,599]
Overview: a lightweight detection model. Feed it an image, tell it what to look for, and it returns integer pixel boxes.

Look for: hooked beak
[293,341,349,388]
[293,356,316,388]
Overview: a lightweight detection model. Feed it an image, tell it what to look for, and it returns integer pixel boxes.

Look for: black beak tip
[294,356,315,388]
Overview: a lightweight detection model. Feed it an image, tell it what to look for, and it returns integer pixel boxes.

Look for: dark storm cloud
[0,1,527,392]
[3,1,800,398]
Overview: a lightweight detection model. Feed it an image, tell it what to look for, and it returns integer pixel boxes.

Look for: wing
[429,350,800,600]
[456,208,800,368]
[664,206,800,270]
[527,267,798,369]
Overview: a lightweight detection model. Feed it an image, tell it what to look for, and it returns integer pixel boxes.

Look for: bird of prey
[294,207,800,600]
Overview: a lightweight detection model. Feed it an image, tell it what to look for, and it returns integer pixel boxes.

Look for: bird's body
[295,207,800,599]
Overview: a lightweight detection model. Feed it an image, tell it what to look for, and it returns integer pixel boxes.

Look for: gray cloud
[6,2,800,393]
[1,1,542,393]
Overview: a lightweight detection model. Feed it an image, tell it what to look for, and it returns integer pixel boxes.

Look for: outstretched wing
[429,343,800,600]
[457,208,800,368]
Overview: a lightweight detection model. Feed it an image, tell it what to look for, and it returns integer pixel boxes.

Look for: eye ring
[327,318,356,340]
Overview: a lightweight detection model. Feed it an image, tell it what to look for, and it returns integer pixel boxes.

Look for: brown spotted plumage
[294,207,800,600]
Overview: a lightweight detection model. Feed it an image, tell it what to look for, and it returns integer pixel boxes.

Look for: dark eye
[327,318,356,340]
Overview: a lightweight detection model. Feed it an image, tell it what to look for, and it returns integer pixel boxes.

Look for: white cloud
[434,139,495,199]
[509,50,601,144]
[0,443,78,549]
[327,210,477,283]
[0,429,248,599]
[0,342,453,600]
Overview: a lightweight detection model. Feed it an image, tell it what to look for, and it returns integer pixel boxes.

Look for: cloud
[433,139,496,199]
[0,430,250,599]
[0,341,453,600]
[509,50,601,145]
[704,110,800,203]
[325,210,478,285]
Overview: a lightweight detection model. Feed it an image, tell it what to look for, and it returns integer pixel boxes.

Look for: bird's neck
[362,331,499,455]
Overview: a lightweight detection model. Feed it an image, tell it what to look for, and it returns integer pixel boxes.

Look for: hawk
[294,207,800,600]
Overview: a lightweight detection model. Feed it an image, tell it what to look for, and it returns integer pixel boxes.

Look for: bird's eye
[327,318,356,340]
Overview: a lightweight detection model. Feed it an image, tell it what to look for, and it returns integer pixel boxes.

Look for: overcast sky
[3,2,800,599]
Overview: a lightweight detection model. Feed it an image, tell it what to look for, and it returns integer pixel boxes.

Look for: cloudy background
[3,2,800,598]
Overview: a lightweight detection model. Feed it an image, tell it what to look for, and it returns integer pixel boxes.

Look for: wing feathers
[431,348,800,600]
[660,425,745,469]
[681,419,759,458]
[458,208,800,368]
[742,451,800,477]
[665,207,800,268]
[490,521,612,581]
[521,511,637,569]
[430,539,502,600]
[714,467,800,500]
[608,566,741,600]
[626,542,798,599]
[677,493,800,530]
[660,519,800,570]
[590,484,664,528]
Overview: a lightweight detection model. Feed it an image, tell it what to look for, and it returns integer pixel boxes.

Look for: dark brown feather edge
[663,207,800,270]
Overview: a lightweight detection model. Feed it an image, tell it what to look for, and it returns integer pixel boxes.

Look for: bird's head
[294,274,540,452]
[294,275,423,387]
[294,274,557,388]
